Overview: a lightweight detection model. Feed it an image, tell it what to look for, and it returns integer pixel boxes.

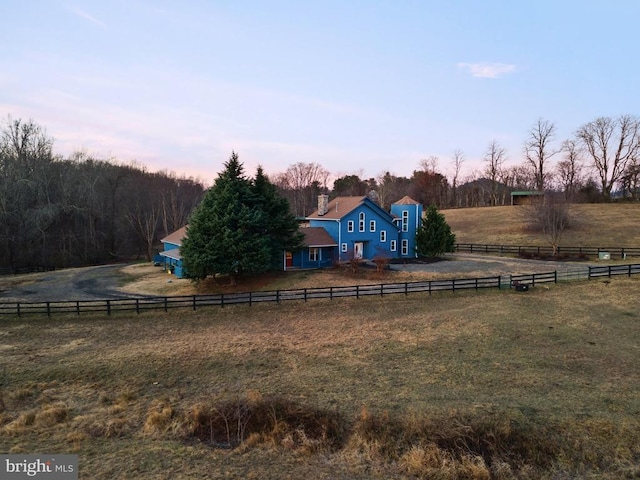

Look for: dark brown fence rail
[1,275,504,317]
[2,264,639,317]
[455,244,640,258]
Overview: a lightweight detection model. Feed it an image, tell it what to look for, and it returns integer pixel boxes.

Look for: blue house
[158,226,187,278]
[160,194,423,275]
[286,195,422,268]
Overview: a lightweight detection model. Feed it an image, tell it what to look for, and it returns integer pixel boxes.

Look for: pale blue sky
[2,1,639,184]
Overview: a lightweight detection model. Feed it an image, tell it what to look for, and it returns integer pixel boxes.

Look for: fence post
[304,288,307,302]
[249,291,253,306]
[106,300,110,316]
[429,281,432,295]
[356,285,359,299]
[276,290,280,303]
[221,294,224,308]
[404,282,408,296]
[164,297,168,312]
[193,295,196,311]
[76,301,80,316]
[330,287,333,300]
[554,271,557,283]
[136,298,140,315]
[17,302,20,317]
[629,265,632,277]
[380,284,384,297]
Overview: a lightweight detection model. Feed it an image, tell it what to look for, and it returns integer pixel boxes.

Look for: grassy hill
[443,203,640,246]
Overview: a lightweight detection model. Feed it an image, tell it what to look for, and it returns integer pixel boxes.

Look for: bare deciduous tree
[484,140,506,206]
[524,118,559,191]
[449,149,464,208]
[620,158,640,200]
[274,162,329,216]
[576,115,640,200]
[556,139,584,201]
[528,194,571,256]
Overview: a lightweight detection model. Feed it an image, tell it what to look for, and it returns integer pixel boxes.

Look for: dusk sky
[2,1,639,185]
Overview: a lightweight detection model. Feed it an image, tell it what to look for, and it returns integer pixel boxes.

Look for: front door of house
[354,242,364,259]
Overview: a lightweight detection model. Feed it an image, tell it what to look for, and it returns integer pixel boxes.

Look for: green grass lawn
[2,276,639,479]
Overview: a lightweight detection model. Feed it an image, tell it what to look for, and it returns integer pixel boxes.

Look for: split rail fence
[2,263,640,317]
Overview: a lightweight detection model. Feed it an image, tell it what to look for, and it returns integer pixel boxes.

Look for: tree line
[0,118,205,271]
[2,113,638,271]
[272,115,640,215]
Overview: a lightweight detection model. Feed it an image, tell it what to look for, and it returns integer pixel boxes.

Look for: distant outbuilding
[511,191,544,206]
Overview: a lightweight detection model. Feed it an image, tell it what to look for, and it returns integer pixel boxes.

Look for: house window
[380,230,386,242]
[370,220,376,232]
[341,243,348,253]
[347,220,354,232]
[402,211,409,232]
[390,240,397,251]
[401,239,409,255]
[309,247,319,262]
[359,212,365,232]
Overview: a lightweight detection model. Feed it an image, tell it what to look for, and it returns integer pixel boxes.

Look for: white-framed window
[370,220,376,232]
[380,230,386,242]
[341,243,348,253]
[347,220,354,232]
[402,211,409,232]
[401,239,409,255]
[309,247,319,262]
[359,212,365,232]
[390,240,397,251]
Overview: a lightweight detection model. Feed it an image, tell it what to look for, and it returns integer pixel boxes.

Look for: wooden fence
[454,244,640,258]
[2,263,639,317]
[0,275,502,317]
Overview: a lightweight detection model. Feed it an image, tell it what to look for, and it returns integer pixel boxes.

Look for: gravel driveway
[390,253,595,277]
[0,254,599,303]
[0,264,150,302]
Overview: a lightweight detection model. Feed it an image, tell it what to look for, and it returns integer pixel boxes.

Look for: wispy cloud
[66,5,106,28]
[457,62,516,79]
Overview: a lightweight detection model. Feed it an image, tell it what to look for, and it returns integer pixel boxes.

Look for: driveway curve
[0,264,151,302]
[0,254,602,303]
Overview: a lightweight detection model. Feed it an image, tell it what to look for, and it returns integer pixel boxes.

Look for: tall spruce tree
[415,204,456,258]
[181,152,302,283]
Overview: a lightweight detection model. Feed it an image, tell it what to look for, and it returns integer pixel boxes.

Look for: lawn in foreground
[1,277,639,479]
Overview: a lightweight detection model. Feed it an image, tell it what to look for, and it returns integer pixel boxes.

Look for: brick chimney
[317,194,329,216]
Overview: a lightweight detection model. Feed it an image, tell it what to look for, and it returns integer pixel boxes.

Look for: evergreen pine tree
[181,152,302,283]
[415,204,456,258]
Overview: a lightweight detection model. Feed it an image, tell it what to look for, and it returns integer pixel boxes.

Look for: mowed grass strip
[1,277,639,478]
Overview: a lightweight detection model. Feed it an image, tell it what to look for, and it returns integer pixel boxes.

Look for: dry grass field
[443,203,640,246]
[2,203,640,478]
[1,276,639,479]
